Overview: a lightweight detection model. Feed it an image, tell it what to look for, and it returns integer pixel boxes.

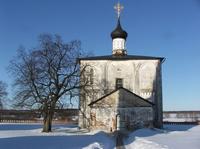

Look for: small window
[116,78,123,89]
[90,69,94,85]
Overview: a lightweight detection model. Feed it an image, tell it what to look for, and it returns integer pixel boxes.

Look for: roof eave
[88,87,154,106]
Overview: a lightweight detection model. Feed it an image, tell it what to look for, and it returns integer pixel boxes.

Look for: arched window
[116,78,123,89]
[90,68,94,85]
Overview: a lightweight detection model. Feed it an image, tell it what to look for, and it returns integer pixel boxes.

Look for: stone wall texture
[79,59,163,130]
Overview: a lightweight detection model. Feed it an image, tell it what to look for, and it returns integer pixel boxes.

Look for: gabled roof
[79,55,165,62]
[88,87,154,107]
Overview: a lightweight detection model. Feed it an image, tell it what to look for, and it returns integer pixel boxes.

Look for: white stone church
[78,3,164,132]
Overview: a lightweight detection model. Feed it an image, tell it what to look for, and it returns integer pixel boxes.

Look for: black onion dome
[111,18,128,40]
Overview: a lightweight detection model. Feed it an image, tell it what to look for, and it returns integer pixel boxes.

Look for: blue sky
[0,0,200,110]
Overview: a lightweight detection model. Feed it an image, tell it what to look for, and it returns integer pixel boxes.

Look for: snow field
[0,124,200,149]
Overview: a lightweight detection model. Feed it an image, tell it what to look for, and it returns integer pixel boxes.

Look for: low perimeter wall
[0,109,78,124]
[163,111,200,125]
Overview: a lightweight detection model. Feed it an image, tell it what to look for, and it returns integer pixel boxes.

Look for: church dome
[111,18,128,40]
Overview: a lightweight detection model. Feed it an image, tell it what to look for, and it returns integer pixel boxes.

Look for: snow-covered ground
[124,125,200,149]
[0,123,200,149]
[0,123,115,149]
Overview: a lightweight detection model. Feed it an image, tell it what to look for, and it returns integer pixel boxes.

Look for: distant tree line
[0,109,78,123]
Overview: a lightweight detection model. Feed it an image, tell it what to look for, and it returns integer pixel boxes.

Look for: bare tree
[0,81,7,109]
[9,34,89,132]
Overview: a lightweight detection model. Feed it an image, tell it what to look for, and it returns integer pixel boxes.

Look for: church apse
[88,87,154,132]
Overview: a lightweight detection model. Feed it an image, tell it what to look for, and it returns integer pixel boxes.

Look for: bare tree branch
[9,34,90,132]
[0,81,8,109]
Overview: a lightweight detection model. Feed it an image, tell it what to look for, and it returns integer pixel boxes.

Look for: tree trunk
[42,110,54,132]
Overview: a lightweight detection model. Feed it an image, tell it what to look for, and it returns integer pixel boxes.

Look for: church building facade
[78,2,164,132]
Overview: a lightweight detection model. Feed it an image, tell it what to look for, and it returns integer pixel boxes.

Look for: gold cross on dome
[114,2,124,18]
